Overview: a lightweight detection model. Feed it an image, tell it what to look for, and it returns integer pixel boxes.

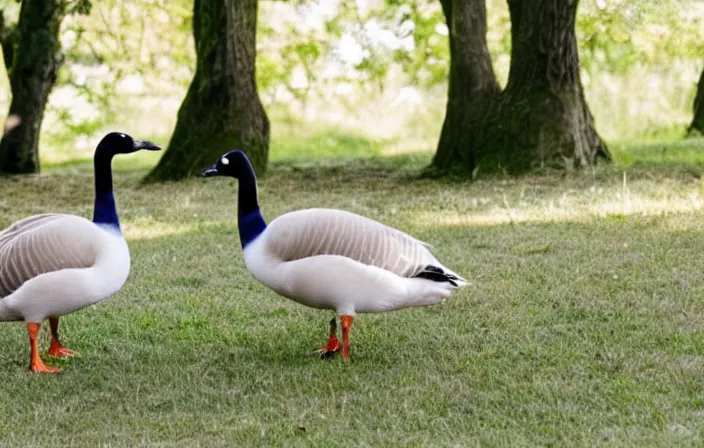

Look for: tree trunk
[688,69,704,136]
[473,0,609,175]
[0,0,66,174]
[430,0,499,175]
[145,0,269,182]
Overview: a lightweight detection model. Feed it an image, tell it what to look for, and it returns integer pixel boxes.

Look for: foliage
[55,0,192,124]
[257,0,704,102]
[65,0,91,15]
[0,0,701,159]
[578,0,704,74]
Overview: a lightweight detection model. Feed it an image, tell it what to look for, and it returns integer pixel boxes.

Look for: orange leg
[315,318,341,359]
[341,315,354,359]
[47,317,78,357]
[27,322,61,373]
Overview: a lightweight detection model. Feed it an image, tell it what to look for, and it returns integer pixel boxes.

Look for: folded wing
[264,208,440,278]
[0,214,99,297]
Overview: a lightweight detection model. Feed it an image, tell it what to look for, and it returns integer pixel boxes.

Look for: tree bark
[430,0,499,175]
[145,0,269,182]
[688,69,704,136]
[0,0,66,174]
[472,0,608,174]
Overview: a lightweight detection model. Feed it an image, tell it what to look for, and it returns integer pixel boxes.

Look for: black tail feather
[413,265,462,286]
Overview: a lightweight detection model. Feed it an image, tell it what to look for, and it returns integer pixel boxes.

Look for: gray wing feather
[265,208,438,277]
[0,214,99,297]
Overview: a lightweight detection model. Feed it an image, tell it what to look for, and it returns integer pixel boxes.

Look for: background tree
[432,0,609,176]
[688,68,704,135]
[472,0,608,174]
[145,0,269,182]
[430,0,499,175]
[0,0,87,174]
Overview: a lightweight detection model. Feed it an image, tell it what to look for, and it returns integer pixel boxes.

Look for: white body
[0,214,130,322]
[243,208,466,316]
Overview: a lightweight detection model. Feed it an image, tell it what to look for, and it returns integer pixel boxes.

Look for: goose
[0,132,160,372]
[202,150,467,359]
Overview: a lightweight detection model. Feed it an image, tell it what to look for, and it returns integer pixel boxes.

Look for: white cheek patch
[221,158,230,165]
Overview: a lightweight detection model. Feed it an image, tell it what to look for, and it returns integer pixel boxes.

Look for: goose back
[263,208,438,278]
[0,214,101,297]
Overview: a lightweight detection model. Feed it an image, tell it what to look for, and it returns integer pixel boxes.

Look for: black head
[96,132,161,155]
[202,150,251,179]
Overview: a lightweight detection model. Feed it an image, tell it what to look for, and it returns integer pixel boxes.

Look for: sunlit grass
[1,135,704,445]
[611,136,704,170]
[270,129,387,163]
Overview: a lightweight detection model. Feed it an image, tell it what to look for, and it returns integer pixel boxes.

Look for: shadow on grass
[37,132,704,191]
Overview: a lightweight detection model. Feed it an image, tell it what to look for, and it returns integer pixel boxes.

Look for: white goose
[203,150,467,359]
[0,132,160,372]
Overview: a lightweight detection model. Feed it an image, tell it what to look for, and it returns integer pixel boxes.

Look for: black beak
[133,140,161,151]
[202,164,220,177]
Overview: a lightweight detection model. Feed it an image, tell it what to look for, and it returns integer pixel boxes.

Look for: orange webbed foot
[315,339,341,359]
[47,345,79,357]
[315,318,341,359]
[27,322,62,373]
[30,363,62,374]
[29,357,62,373]
[47,317,78,357]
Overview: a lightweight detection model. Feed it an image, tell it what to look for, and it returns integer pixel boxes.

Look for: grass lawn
[1,135,704,446]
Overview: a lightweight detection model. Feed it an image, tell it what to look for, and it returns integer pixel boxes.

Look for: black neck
[238,173,259,220]
[92,146,120,231]
[236,158,267,248]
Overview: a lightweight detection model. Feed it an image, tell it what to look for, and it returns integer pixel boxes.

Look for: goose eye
[221,157,230,165]
[119,133,126,138]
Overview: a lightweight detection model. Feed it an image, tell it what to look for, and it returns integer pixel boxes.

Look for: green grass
[270,130,388,164]
[41,129,390,173]
[611,136,704,172]
[1,134,704,445]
